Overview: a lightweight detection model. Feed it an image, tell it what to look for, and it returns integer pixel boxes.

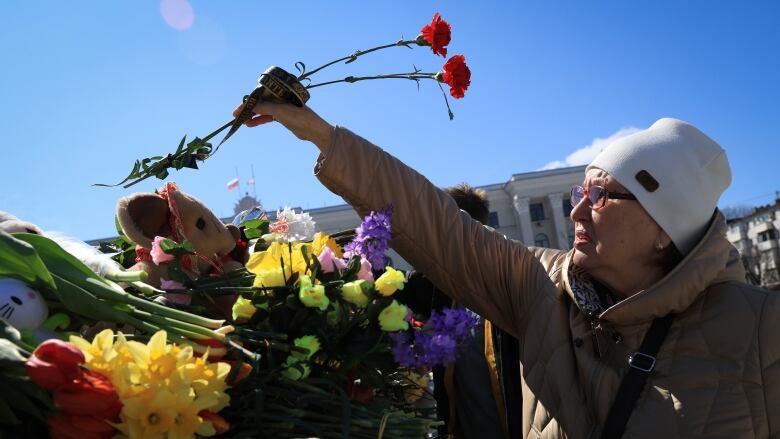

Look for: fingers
[245,114,273,128]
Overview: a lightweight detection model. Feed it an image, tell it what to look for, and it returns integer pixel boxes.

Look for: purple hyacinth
[344,206,393,271]
[389,307,482,368]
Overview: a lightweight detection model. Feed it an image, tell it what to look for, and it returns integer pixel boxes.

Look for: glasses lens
[588,186,606,208]
[570,186,584,207]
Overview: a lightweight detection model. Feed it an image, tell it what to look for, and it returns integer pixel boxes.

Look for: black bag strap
[600,313,675,439]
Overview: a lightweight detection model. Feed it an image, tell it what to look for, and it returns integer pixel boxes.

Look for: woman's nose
[570,196,591,222]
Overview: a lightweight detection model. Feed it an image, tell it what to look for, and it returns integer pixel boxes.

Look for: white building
[726,198,780,289]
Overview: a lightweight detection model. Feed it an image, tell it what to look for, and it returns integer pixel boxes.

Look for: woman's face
[571,168,667,293]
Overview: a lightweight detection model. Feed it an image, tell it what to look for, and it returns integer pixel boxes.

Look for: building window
[488,211,499,228]
[759,229,778,242]
[563,197,573,217]
[530,203,545,221]
[535,233,550,248]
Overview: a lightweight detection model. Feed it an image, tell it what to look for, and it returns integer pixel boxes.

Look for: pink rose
[318,247,347,273]
[357,257,373,281]
[150,236,175,265]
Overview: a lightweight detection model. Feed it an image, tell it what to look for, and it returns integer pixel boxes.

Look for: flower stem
[298,39,418,81]
[307,73,438,90]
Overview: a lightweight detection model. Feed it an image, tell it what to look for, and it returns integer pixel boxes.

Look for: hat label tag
[635,170,659,192]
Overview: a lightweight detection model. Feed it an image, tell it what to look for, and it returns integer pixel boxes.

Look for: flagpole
[251,164,257,199]
[235,167,241,200]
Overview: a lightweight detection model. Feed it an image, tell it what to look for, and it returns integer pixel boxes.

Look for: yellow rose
[281,360,311,381]
[378,300,409,332]
[298,275,330,311]
[252,266,289,288]
[374,266,406,296]
[231,295,257,321]
[311,232,344,258]
[340,280,372,307]
[293,335,321,359]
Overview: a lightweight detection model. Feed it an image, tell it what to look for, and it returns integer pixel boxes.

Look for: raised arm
[235,102,560,338]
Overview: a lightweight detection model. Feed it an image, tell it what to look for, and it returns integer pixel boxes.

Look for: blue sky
[1,1,778,240]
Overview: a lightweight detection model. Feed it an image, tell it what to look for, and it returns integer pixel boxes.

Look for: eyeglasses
[570,185,637,209]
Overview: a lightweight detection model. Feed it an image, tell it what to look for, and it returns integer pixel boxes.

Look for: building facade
[726,198,780,290]
[276,165,586,270]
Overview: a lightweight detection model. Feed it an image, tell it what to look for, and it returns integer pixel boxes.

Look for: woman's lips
[574,230,590,248]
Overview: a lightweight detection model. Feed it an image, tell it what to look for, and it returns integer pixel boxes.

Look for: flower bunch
[68,329,231,439]
[102,12,471,188]
[389,307,482,368]
[25,339,123,439]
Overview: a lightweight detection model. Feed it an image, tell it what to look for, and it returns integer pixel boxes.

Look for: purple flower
[388,306,481,368]
[344,206,393,271]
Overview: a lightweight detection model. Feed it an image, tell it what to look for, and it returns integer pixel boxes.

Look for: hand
[232,102,335,152]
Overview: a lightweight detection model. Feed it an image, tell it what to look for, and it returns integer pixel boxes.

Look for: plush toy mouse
[116,182,248,288]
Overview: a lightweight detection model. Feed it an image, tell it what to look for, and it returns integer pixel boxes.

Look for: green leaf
[0,231,56,292]
[0,339,25,366]
[0,320,22,344]
[244,228,262,239]
[0,382,48,423]
[0,397,20,424]
[13,233,108,290]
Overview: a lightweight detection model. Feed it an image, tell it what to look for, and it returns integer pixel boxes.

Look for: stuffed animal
[116,182,248,288]
[0,278,48,331]
[0,211,44,235]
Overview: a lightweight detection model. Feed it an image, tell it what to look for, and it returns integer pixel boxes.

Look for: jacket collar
[562,211,745,325]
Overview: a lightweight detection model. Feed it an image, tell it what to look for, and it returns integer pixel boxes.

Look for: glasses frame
[570,185,637,209]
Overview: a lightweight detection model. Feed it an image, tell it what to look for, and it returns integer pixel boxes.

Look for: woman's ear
[116,193,171,249]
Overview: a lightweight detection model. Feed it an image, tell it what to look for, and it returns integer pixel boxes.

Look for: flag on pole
[226,178,239,190]
[247,178,255,186]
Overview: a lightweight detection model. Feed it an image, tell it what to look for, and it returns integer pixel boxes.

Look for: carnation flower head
[268,207,316,242]
[418,12,452,57]
[437,54,471,99]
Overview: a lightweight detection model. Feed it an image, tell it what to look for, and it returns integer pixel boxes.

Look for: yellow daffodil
[311,231,343,258]
[341,280,371,307]
[298,275,329,311]
[374,266,406,296]
[231,296,257,321]
[378,300,409,332]
[70,329,230,439]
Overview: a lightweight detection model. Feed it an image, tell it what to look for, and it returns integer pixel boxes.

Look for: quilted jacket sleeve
[759,292,780,437]
[314,127,560,338]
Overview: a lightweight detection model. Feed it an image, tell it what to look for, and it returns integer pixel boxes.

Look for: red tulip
[200,411,230,434]
[25,339,85,390]
[53,370,122,420]
[48,412,114,439]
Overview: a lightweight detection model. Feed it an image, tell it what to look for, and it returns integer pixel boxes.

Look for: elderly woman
[237,103,780,439]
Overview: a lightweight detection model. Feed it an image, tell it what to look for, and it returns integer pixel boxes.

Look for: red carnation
[419,13,451,57]
[438,55,471,99]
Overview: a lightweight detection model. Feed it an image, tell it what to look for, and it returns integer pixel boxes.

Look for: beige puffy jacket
[315,127,780,438]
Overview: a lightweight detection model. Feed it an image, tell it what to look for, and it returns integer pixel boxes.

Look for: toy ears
[226,224,241,242]
[116,193,171,249]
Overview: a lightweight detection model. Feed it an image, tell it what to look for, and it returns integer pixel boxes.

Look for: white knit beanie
[587,118,731,255]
